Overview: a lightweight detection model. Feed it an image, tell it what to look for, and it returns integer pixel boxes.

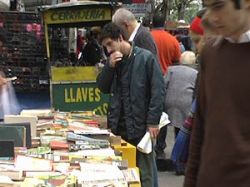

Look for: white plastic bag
[0,82,20,119]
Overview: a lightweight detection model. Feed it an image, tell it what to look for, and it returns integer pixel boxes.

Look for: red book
[50,141,69,150]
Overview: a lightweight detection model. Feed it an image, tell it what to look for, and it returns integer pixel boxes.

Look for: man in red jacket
[151,13,181,75]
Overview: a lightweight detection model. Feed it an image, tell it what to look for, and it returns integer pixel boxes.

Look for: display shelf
[0,11,49,92]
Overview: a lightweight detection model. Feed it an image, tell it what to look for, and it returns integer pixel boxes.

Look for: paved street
[158,126,184,187]
[159,171,184,187]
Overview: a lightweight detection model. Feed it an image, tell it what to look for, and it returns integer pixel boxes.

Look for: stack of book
[0,110,141,187]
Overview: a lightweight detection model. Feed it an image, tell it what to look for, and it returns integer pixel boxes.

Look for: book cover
[0,126,26,147]
[1,123,32,148]
[4,115,37,138]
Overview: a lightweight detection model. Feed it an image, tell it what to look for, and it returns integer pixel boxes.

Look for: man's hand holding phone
[109,51,123,68]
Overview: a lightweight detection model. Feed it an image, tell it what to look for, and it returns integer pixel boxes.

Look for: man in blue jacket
[97,23,165,187]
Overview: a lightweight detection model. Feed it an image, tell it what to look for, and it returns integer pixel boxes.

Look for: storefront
[39,1,115,114]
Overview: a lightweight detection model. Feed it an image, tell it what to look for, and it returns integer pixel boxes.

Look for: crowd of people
[1,0,249,186]
[96,0,250,186]
[95,6,198,187]
[97,6,201,185]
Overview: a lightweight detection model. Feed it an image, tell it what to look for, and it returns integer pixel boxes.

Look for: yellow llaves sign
[64,87,101,103]
[44,8,111,24]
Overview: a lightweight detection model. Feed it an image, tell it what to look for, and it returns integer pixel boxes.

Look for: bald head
[112,8,138,40]
[112,8,136,25]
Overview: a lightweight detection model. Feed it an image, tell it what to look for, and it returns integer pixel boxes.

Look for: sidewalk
[158,126,184,187]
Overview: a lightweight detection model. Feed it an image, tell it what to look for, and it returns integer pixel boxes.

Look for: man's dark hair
[99,23,124,43]
[142,16,152,28]
[152,13,165,28]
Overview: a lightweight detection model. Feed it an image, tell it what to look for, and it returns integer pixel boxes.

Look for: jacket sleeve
[146,54,165,126]
[96,62,115,94]
[184,58,205,187]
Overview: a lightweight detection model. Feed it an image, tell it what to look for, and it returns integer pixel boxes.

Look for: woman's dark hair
[99,23,124,43]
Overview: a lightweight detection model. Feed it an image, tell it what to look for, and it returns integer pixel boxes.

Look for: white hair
[112,8,136,25]
[180,51,196,65]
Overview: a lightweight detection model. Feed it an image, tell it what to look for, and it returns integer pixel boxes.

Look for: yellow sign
[44,8,111,24]
[64,87,101,103]
[93,103,109,116]
[51,66,98,82]
[52,83,109,114]
[64,87,109,115]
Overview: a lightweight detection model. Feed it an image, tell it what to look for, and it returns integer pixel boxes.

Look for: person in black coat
[112,8,161,183]
[97,23,165,187]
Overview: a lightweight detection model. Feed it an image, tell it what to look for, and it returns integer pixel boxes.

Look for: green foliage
[169,2,200,22]
[153,0,202,23]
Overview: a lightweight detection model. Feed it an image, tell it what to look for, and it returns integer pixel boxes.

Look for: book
[0,140,14,158]
[122,168,140,184]
[20,109,52,118]
[1,122,32,148]
[0,170,23,181]
[15,155,52,171]
[0,175,15,187]
[67,132,110,148]
[24,171,61,178]
[0,126,26,147]
[4,115,37,138]
[50,141,69,150]
[79,162,125,182]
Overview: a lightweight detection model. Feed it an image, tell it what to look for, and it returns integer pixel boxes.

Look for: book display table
[0,110,141,187]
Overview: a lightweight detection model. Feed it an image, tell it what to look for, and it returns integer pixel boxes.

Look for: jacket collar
[214,29,250,46]
[225,29,250,43]
[129,24,141,42]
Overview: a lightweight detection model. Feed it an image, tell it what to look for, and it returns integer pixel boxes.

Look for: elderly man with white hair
[112,8,157,54]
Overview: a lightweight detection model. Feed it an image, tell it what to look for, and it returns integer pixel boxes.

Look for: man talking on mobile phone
[97,23,165,187]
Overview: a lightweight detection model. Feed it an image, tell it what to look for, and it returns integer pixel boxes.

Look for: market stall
[0,2,143,186]
[39,1,114,114]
